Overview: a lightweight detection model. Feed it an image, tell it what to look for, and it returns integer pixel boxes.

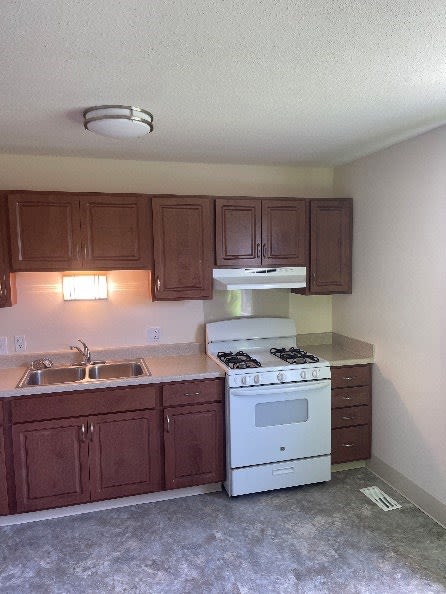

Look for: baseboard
[0,483,222,526]
[367,456,446,529]
[331,460,366,473]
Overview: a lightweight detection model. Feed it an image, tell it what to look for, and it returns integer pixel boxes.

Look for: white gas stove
[206,317,332,496]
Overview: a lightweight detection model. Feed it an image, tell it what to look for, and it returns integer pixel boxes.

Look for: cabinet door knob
[89,422,94,441]
[80,424,86,442]
[155,276,161,292]
[166,414,171,432]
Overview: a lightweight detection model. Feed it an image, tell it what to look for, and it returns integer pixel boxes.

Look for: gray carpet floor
[0,468,445,593]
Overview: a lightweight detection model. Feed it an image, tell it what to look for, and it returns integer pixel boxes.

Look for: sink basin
[19,366,87,387]
[88,361,148,380]
[16,359,150,388]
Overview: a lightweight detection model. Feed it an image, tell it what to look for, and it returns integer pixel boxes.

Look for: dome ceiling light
[83,105,154,139]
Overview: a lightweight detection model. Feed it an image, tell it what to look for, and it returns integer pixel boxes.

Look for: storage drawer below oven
[226,455,331,496]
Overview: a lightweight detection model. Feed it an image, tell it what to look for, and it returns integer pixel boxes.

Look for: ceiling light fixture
[83,105,154,139]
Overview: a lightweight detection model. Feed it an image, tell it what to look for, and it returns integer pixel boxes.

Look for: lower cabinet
[162,378,225,490]
[13,409,161,513]
[0,425,9,515]
[331,364,372,464]
[164,403,224,489]
[6,378,225,515]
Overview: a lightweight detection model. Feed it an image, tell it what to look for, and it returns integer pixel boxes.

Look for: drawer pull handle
[166,414,171,432]
[256,243,260,258]
[342,396,353,400]
[343,376,355,381]
[184,392,200,396]
[89,422,94,441]
[342,443,355,448]
[341,416,354,420]
[80,424,86,442]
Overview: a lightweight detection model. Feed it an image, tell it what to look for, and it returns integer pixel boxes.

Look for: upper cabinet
[8,192,151,271]
[309,199,352,294]
[215,198,307,267]
[0,196,15,308]
[151,196,213,300]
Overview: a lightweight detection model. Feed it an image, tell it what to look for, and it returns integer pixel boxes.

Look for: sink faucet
[70,339,92,365]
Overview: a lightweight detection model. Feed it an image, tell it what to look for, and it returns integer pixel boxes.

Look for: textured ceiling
[1,0,446,166]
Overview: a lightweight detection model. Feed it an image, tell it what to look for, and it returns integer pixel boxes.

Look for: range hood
[213,267,306,290]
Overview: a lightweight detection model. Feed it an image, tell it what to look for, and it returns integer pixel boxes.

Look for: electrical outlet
[147,327,161,343]
[0,336,8,355]
[14,335,27,352]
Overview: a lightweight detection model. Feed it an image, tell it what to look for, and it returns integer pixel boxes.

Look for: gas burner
[270,347,320,365]
[217,351,262,370]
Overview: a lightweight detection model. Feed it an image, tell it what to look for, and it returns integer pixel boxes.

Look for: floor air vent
[360,486,402,511]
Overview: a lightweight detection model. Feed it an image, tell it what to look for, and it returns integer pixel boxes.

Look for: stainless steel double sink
[17,359,150,388]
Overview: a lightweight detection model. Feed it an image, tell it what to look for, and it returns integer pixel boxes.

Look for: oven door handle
[230,379,331,397]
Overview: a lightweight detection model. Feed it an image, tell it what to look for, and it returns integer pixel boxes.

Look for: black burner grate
[217,351,262,370]
[270,347,319,364]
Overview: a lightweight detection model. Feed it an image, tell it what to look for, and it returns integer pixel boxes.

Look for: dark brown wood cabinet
[10,385,162,513]
[215,198,307,267]
[8,192,151,271]
[0,405,9,515]
[162,379,225,489]
[13,417,90,512]
[152,196,213,300]
[0,197,16,308]
[309,199,352,294]
[331,364,372,464]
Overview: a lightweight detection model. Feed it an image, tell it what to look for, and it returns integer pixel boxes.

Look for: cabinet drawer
[332,386,370,409]
[162,379,224,407]
[332,425,371,464]
[331,365,371,389]
[331,405,370,429]
[11,384,158,424]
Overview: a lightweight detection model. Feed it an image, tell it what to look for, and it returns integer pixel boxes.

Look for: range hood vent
[213,267,306,290]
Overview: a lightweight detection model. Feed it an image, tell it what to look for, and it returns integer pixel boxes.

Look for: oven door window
[255,398,308,427]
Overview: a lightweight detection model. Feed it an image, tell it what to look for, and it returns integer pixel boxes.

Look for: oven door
[228,380,331,468]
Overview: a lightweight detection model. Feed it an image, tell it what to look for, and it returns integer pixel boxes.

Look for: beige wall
[333,126,446,505]
[0,153,334,352]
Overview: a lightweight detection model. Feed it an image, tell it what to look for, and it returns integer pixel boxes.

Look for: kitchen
[1,1,446,592]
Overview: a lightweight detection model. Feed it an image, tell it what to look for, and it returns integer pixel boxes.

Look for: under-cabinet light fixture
[62,275,108,301]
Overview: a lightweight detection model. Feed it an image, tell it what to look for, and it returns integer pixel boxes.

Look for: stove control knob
[277,372,285,382]
[241,376,248,386]
[312,369,319,379]
[254,374,260,384]
[300,370,307,380]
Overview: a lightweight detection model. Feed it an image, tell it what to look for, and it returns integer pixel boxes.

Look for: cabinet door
[80,195,151,269]
[8,193,82,271]
[0,427,8,515]
[13,418,90,512]
[152,196,213,300]
[0,197,15,308]
[310,199,352,294]
[164,403,224,489]
[89,410,162,501]
[215,199,262,266]
[262,199,307,266]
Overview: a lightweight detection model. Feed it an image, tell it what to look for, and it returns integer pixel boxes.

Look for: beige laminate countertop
[0,333,374,399]
[299,332,375,367]
[0,354,224,399]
